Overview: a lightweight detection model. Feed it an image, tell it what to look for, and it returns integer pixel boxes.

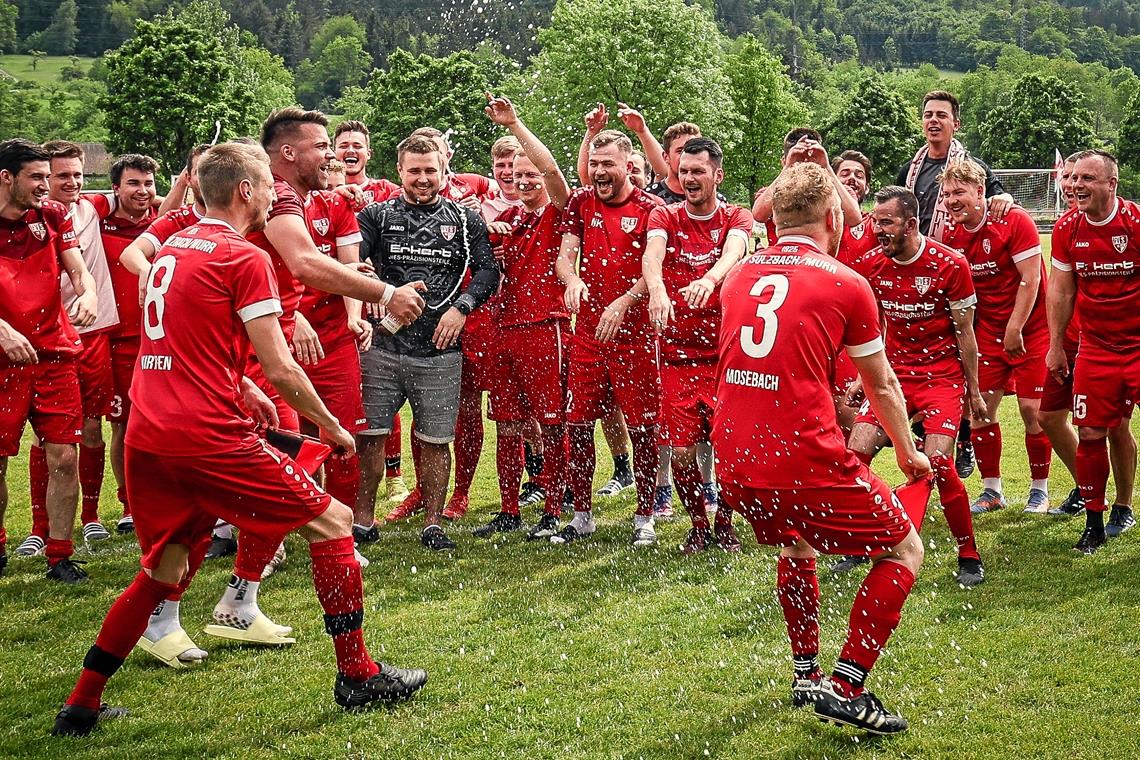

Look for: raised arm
[577,103,608,187]
[617,103,668,179]
[485,93,571,209]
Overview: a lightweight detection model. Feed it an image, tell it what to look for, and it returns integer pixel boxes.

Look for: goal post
[991,168,1063,224]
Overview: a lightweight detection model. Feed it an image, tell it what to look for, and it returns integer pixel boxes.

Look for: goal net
[991,169,1063,221]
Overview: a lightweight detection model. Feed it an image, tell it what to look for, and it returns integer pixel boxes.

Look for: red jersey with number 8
[127,219,283,456]
[713,235,884,489]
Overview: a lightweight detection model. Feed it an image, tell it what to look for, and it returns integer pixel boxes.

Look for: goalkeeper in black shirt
[356,135,500,551]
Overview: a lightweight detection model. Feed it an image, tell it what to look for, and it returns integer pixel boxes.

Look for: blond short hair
[590,129,633,155]
[771,163,837,229]
[197,143,270,209]
[492,136,522,159]
[938,158,986,188]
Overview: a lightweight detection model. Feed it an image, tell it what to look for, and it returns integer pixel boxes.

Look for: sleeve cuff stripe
[846,337,885,358]
[950,295,978,310]
[727,229,749,242]
[646,229,668,241]
[1011,246,1042,263]
[1052,261,1073,272]
[237,298,283,322]
[139,232,161,251]
[336,233,363,246]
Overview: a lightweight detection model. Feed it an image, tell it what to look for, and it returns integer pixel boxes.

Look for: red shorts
[567,336,660,426]
[246,355,301,432]
[109,335,140,424]
[659,360,716,447]
[302,337,366,434]
[721,467,913,556]
[461,313,498,393]
[856,375,964,438]
[77,331,113,419]
[1072,342,1140,428]
[0,358,83,456]
[127,440,331,571]
[977,327,1048,399]
[488,320,568,424]
[1039,344,1078,414]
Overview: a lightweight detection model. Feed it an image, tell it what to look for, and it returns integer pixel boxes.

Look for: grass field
[0,54,94,87]
[2,399,1139,759]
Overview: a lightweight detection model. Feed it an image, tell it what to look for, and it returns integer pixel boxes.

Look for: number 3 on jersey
[739,274,789,358]
[143,255,177,340]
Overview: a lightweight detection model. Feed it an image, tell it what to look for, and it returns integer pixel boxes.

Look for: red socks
[323,454,361,508]
[1076,437,1110,513]
[777,555,820,658]
[496,433,524,516]
[567,424,597,513]
[30,444,49,538]
[79,443,105,524]
[46,537,73,566]
[539,426,566,517]
[971,423,1002,480]
[835,560,916,695]
[627,426,659,517]
[310,536,378,682]
[1026,431,1053,482]
[673,457,710,530]
[453,398,483,498]
[117,486,131,517]
[232,531,282,582]
[931,454,980,561]
[67,572,179,709]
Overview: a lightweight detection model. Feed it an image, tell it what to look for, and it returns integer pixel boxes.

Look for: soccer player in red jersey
[15,141,121,555]
[84,153,159,535]
[481,135,525,223]
[0,139,98,583]
[51,143,427,737]
[1047,149,1140,553]
[643,137,752,552]
[471,95,573,540]
[939,159,1055,514]
[715,163,929,734]
[333,120,400,207]
[842,186,987,587]
[554,129,664,544]
[1038,155,1136,519]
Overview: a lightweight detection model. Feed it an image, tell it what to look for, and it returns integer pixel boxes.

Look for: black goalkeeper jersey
[358,195,499,357]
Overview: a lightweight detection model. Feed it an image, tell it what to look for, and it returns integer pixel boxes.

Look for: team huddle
[0,86,1136,739]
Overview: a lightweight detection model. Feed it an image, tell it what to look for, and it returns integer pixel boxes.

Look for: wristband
[381,282,394,306]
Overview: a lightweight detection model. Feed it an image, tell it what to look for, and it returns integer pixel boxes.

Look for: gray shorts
[360,348,462,444]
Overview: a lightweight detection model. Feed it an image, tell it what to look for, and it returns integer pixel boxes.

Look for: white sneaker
[632,523,657,547]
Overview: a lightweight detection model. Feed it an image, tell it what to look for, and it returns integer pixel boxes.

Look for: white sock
[144,599,182,642]
[1031,479,1049,493]
[569,510,594,532]
[983,478,1002,494]
[213,522,233,540]
[633,514,653,529]
[214,574,262,628]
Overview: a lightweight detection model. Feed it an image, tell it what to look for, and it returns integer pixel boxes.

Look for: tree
[338,48,503,181]
[28,48,44,70]
[521,0,740,169]
[980,73,1096,168]
[297,34,371,109]
[0,1,18,55]
[1119,89,1140,172]
[724,34,809,200]
[101,17,238,173]
[308,15,366,60]
[821,72,921,188]
[25,0,77,55]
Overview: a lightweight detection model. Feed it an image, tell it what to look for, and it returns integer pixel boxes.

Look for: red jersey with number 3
[128,219,283,456]
[714,235,884,488]
[850,238,976,381]
[647,201,753,362]
[88,194,155,339]
[0,200,82,366]
[495,203,567,328]
[298,191,362,348]
[559,186,663,344]
[245,176,307,341]
[941,206,1045,341]
[1051,198,1140,351]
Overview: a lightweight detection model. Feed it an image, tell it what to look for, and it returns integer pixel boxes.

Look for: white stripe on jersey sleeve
[726,228,750,242]
[1010,245,1042,263]
[646,229,668,241]
[139,232,162,251]
[238,298,283,322]
[845,336,885,358]
[1051,260,1073,272]
[335,231,363,247]
[950,294,978,310]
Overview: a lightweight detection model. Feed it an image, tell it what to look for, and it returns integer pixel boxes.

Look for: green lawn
[2,402,1139,759]
[0,54,94,87]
